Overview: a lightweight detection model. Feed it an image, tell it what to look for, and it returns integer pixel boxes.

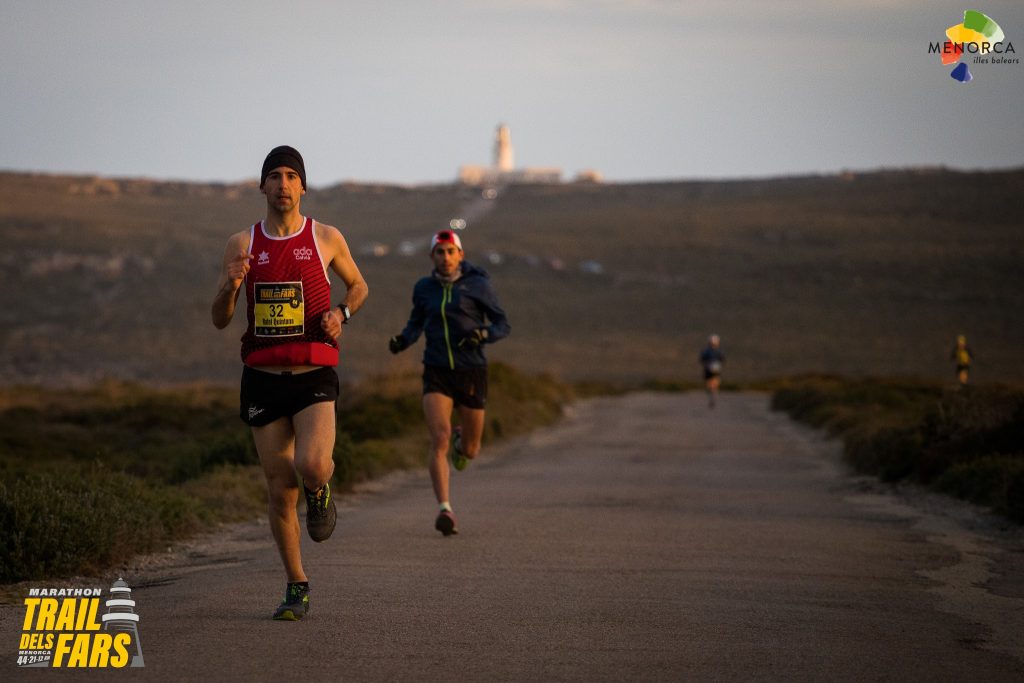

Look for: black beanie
[260,146,306,189]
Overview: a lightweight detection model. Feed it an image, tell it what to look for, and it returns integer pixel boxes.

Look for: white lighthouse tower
[494,123,514,172]
[102,578,145,668]
[457,124,563,185]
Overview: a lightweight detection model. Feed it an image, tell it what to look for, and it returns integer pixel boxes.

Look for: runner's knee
[295,458,334,489]
[429,425,452,451]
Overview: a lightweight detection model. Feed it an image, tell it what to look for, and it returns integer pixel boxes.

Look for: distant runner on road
[951,334,973,385]
[211,145,368,621]
[389,230,510,536]
[700,334,725,408]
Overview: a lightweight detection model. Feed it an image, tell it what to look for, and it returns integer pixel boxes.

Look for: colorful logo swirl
[939,11,1006,82]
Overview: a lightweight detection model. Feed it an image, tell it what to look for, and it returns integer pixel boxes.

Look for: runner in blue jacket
[389,230,510,535]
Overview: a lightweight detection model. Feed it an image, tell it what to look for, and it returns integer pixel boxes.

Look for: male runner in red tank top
[211,146,368,621]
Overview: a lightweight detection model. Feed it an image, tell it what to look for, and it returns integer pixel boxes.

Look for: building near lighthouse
[102,578,145,668]
[458,124,564,186]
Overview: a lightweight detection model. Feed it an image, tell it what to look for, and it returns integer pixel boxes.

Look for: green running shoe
[272,583,309,621]
[304,482,337,542]
[450,426,468,471]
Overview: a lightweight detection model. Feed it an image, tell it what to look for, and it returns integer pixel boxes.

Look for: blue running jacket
[398,261,510,369]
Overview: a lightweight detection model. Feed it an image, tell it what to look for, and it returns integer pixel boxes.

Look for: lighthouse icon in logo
[102,578,145,668]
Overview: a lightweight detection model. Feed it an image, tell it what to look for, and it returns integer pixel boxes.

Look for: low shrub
[0,466,201,583]
[337,393,422,441]
[844,423,925,482]
[772,378,1024,524]
[934,454,1024,520]
[331,433,404,488]
[0,366,576,583]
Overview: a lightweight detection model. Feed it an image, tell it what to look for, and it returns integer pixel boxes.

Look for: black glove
[458,328,488,349]
[388,335,407,354]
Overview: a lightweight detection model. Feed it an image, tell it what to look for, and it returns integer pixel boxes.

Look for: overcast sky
[1,0,1022,186]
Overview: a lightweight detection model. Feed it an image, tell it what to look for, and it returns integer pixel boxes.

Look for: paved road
[5,393,1024,681]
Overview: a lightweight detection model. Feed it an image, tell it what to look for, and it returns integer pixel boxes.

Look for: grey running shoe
[435,510,459,536]
[304,482,337,542]
[272,583,309,621]
[450,426,468,471]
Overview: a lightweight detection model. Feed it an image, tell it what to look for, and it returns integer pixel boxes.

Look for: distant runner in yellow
[951,334,973,385]
[388,230,510,536]
[211,146,368,620]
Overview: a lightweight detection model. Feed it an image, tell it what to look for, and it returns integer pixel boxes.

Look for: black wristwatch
[337,303,351,324]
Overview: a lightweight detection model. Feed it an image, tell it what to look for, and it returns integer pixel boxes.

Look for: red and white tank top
[240,217,339,367]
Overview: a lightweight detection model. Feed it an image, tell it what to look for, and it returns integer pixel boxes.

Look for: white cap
[431,230,463,252]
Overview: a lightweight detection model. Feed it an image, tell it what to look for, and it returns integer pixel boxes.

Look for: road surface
[4,392,1024,681]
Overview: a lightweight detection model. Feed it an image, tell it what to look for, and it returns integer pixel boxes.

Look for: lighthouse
[494,123,514,172]
[102,578,145,668]
[458,124,563,186]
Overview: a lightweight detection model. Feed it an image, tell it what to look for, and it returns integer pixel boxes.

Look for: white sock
[439,502,452,513]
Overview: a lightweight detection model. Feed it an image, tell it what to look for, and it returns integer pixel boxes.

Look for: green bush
[337,393,422,441]
[915,387,1024,482]
[486,362,573,437]
[0,466,201,583]
[163,434,258,484]
[844,423,925,482]
[0,367,575,583]
[331,435,413,489]
[934,455,1024,518]
[772,377,1024,524]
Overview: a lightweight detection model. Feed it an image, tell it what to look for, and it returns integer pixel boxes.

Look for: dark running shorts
[240,366,339,427]
[423,365,488,410]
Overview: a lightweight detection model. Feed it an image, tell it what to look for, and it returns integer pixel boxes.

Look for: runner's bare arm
[212,231,252,329]
[317,223,369,315]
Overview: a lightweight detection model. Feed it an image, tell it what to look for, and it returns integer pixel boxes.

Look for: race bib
[254,282,304,337]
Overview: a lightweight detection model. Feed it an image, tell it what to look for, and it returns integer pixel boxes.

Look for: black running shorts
[239,366,339,427]
[422,365,488,409]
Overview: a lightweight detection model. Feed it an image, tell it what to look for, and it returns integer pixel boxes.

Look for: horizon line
[1,163,1022,190]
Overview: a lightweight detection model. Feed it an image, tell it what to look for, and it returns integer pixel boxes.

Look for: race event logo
[929,10,1017,82]
[16,578,145,668]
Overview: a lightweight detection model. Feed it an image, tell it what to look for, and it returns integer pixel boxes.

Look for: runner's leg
[292,401,336,490]
[423,392,454,504]
[706,376,720,407]
[456,405,485,459]
[252,418,305,582]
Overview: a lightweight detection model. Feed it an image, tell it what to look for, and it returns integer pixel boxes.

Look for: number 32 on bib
[254,282,304,337]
